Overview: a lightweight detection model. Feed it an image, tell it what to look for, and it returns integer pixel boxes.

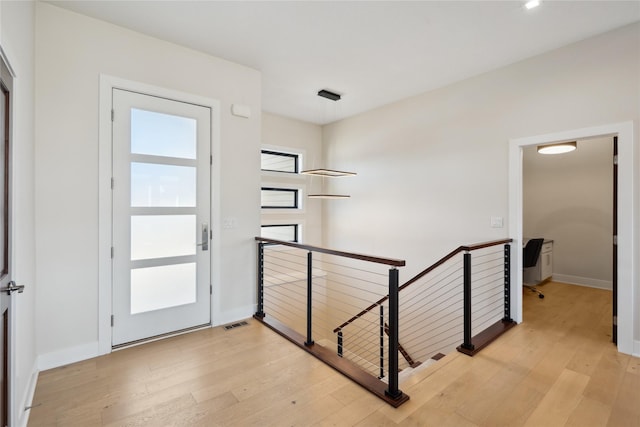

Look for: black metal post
[385,268,403,400]
[255,242,265,318]
[337,331,343,357]
[503,243,512,322]
[379,305,384,379]
[305,251,314,346]
[461,252,474,351]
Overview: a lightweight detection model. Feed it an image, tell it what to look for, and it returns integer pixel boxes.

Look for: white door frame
[98,75,221,354]
[508,121,636,355]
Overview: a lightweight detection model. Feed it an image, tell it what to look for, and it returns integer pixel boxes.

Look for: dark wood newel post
[305,251,314,346]
[255,242,265,318]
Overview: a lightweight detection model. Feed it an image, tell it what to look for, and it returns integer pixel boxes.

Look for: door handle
[0,281,24,295]
[197,223,209,251]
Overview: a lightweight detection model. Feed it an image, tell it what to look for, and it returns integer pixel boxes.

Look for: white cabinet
[524,240,553,284]
[539,241,553,282]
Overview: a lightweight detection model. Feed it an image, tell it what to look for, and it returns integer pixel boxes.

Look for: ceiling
[49,1,640,125]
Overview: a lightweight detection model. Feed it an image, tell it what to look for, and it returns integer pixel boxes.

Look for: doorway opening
[508,122,635,355]
[522,136,615,343]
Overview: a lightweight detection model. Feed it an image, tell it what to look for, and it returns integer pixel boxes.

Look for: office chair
[523,238,545,299]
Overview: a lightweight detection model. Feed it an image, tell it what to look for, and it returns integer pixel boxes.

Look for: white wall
[1,1,38,426]
[322,24,639,341]
[261,112,323,245]
[35,3,261,364]
[524,137,613,289]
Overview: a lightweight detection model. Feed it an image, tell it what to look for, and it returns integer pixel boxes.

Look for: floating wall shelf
[301,168,357,177]
[307,194,351,199]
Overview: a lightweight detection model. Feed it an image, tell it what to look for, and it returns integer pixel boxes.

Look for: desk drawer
[541,242,553,253]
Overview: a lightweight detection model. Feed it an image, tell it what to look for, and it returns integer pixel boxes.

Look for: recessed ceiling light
[525,0,540,10]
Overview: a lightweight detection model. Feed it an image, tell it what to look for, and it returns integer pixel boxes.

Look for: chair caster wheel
[539,294,544,299]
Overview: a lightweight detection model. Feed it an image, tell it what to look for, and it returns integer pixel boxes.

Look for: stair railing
[254,237,409,407]
[334,239,515,370]
[255,237,514,407]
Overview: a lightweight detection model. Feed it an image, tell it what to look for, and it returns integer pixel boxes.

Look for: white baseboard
[633,340,640,358]
[212,303,256,327]
[16,362,38,427]
[37,341,100,371]
[552,274,612,290]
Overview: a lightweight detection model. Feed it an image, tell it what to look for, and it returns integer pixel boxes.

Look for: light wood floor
[28,282,640,426]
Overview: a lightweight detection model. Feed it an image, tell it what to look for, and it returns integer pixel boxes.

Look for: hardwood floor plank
[606,369,640,427]
[565,396,612,427]
[522,368,590,427]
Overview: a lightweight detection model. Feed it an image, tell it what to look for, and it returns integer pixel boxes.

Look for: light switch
[491,216,504,228]
[222,218,237,229]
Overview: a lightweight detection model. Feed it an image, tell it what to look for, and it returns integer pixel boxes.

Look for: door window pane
[131,215,196,260]
[131,162,196,207]
[131,108,197,159]
[131,263,196,314]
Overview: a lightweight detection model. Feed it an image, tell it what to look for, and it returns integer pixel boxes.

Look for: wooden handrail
[333,238,513,332]
[255,237,406,267]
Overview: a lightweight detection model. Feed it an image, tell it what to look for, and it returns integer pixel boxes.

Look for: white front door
[112,89,211,346]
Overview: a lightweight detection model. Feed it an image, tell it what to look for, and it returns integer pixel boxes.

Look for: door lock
[0,281,24,295]
[197,223,209,251]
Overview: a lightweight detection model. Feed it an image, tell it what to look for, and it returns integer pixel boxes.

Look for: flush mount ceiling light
[317,89,341,101]
[301,168,356,177]
[525,0,540,10]
[537,141,577,154]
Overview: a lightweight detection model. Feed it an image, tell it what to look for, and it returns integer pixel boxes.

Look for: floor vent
[224,321,248,331]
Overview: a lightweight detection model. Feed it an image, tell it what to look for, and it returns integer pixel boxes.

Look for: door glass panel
[131,108,197,159]
[131,263,196,314]
[131,215,196,260]
[131,162,196,207]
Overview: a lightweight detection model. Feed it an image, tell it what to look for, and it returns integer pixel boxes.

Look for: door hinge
[613,315,618,326]
[210,284,212,295]
[210,155,213,165]
[111,177,114,189]
[111,247,114,259]
[111,109,114,122]
[613,154,618,165]
[210,229,213,239]
[613,235,618,245]
[111,315,114,327]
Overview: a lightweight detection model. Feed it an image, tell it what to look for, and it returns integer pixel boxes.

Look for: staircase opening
[254,237,515,406]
